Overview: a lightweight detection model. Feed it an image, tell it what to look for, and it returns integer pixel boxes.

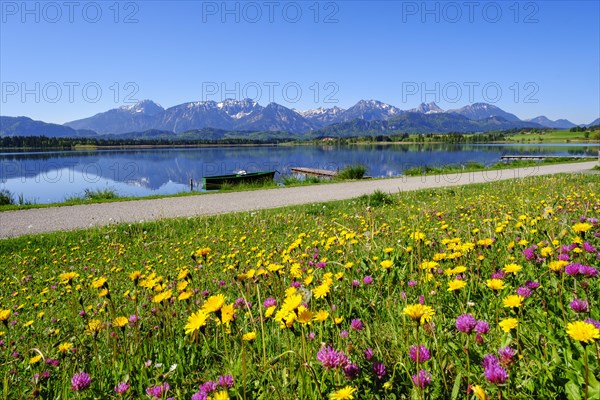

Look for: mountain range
[1,99,598,139]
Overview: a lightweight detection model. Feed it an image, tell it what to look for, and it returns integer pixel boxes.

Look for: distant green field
[507,130,599,142]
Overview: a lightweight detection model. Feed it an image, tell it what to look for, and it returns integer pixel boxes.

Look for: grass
[335,164,367,180]
[0,189,14,206]
[506,129,600,142]
[403,157,594,176]
[0,158,596,213]
[0,174,598,399]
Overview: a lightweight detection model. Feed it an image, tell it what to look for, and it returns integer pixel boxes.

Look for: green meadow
[0,174,598,399]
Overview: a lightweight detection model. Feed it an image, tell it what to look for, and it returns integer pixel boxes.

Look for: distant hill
[525,116,576,129]
[0,116,96,138]
[310,112,543,137]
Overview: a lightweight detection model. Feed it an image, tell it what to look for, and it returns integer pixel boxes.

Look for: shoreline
[0,161,597,239]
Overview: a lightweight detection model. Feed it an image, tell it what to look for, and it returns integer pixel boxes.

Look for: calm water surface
[1,143,598,204]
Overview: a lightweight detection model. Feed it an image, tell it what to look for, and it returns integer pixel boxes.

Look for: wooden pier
[290,167,338,178]
[500,155,596,161]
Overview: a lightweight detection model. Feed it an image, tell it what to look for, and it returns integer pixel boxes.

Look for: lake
[1,143,598,204]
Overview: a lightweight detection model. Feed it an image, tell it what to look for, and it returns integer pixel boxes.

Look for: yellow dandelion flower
[420,261,438,270]
[177,280,189,291]
[23,320,34,327]
[503,263,522,275]
[297,307,313,324]
[129,271,142,281]
[285,286,298,297]
[58,342,73,353]
[98,288,109,298]
[410,231,425,241]
[334,317,344,325]
[403,304,435,324]
[499,318,518,333]
[0,309,11,322]
[471,384,486,400]
[220,304,235,325]
[91,277,107,289]
[281,294,303,312]
[548,260,568,272]
[486,279,505,291]
[59,272,79,283]
[447,280,467,291]
[314,310,329,322]
[153,289,172,304]
[85,319,103,336]
[178,290,193,301]
[265,305,276,318]
[503,295,524,308]
[380,260,393,270]
[242,331,257,341]
[177,269,190,280]
[572,223,592,233]
[313,283,331,299]
[452,266,467,274]
[112,316,128,328]
[213,390,230,400]
[566,321,600,344]
[202,294,226,313]
[29,355,42,364]
[330,385,357,400]
[184,310,209,335]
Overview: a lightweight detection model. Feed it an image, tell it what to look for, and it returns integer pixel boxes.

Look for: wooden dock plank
[500,155,596,161]
[290,167,338,177]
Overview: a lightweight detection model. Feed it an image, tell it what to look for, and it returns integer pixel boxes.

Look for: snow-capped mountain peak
[120,100,164,115]
[410,102,444,114]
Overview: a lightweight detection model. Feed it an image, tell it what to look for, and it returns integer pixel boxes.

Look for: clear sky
[1,0,599,124]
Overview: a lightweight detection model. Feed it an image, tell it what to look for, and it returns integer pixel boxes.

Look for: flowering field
[0,174,598,400]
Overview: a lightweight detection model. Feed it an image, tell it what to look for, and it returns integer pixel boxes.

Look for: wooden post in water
[190,178,194,192]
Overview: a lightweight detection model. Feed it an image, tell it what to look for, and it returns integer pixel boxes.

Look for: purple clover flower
[263,297,277,308]
[343,363,360,380]
[409,345,431,363]
[498,346,517,366]
[350,319,363,331]
[474,320,490,334]
[456,313,477,334]
[372,362,387,380]
[482,355,508,384]
[565,263,583,276]
[583,242,597,253]
[516,287,532,298]
[570,299,589,313]
[146,382,169,399]
[584,318,600,330]
[491,269,505,280]
[218,374,234,389]
[525,280,540,289]
[200,380,217,393]
[114,382,130,394]
[317,346,349,370]
[71,372,91,391]
[192,392,208,400]
[412,369,432,388]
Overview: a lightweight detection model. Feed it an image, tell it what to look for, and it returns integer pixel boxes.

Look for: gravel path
[1,161,597,239]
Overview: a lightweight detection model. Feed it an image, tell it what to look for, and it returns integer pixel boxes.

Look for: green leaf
[589,373,600,399]
[451,372,462,400]
[565,381,582,400]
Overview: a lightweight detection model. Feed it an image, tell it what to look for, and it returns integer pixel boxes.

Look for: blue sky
[1,0,599,124]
